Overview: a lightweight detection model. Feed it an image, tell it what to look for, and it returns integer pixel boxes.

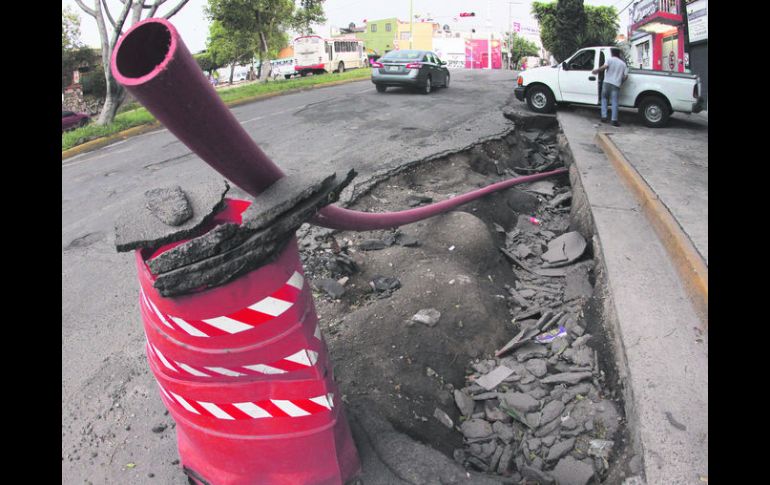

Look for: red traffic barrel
[135,198,361,484]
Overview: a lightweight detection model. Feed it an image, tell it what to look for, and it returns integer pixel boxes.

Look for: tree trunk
[229,63,235,85]
[98,80,127,125]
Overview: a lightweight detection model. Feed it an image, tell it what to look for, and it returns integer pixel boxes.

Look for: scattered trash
[369,275,401,295]
[588,439,614,460]
[448,245,456,251]
[529,216,542,225]
[534,326,567,344]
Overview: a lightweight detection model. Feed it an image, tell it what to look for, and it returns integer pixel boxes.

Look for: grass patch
[62,68,371,152]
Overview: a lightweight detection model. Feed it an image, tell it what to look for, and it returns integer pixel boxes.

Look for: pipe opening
[115,22,172,79]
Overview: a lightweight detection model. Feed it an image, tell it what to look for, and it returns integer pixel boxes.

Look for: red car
[62,110,90,132]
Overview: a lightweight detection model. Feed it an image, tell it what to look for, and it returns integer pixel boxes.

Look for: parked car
[514,46,704,127]
[371,50,450,94]
[62,110,90,132]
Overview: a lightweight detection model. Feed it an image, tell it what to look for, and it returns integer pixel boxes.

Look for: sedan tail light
[517,75,523,86]
[371,61,384,68]
[405,62,422,69]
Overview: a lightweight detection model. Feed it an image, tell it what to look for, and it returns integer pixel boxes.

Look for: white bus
[293,35,366,76]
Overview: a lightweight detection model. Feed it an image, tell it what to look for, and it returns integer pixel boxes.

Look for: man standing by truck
[592,50,629,126]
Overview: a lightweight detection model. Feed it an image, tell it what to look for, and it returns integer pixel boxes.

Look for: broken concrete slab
[460,419,494,440]
[514,342,549,362]
[540,400,565,425]
[550,456,595,485]
[541,372,593,386]
[115,178,229,253]
[547,438,576,462]
[525,359,548,378]
[500,392,539,413]
[548,191,573,208]
[564,264,593,301]
[520,465,555,484]
[541,231,587,267]
[476,365,515,390]
[525,181,555,197]
[454,390,475,417]
[359,239,387,251]
[493,421,515,443]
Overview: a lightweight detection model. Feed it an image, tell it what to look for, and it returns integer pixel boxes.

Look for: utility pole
[410,0,413,49]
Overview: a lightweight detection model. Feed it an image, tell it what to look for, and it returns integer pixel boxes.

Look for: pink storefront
[464,39,502,69]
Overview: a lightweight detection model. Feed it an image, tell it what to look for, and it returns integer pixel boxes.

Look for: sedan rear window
[382,50,423,60]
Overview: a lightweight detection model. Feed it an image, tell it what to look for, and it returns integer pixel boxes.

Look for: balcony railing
[630,0,681,25]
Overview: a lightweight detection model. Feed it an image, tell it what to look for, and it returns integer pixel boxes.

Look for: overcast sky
[64,0,632,53]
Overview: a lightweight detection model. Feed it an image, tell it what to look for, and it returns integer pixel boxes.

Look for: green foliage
[206,20,259,73]
[207,0,295,55]
[532,1,618,62]
[580,5,620,48]
[555,0,585,62]
[62,47,100,90]
[508,34,540,64]
[62,6,81,52]
[81,62,107,98]
[293,0,326,35]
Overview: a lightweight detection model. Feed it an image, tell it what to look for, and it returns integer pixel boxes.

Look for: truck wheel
[338,62,345,73]
[639,95,670,127]
[285,75,291,80]
[526,85,555,113]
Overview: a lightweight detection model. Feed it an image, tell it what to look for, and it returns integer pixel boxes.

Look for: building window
[385,23,391,32]
[371,24,377,32]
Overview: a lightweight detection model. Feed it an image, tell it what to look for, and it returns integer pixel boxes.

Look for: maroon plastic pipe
[111,18,284,196]
[111,18,567,231]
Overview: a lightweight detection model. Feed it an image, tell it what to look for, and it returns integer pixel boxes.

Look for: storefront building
[684,0,708,106]
[627,0,686,72]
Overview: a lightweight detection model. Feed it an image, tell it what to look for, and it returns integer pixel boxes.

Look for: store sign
[630,0,659,25]
[686,0,708,43]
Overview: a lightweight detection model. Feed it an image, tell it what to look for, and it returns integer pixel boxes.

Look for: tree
[508,34,539,66]
[554,0,585,63]
[63,6,83,52]
[206,0,324,80]
[580,5,619,48]
[293,0,326,35]
[73,0,192,126]
[532,1,618,62]
[205,20,259,84]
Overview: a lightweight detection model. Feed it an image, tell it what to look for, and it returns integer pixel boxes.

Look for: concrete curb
[61,123,162,160]
[61,75,370,161]
[595,132,708,328]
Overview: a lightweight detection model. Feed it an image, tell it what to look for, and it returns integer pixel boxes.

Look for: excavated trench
[299,112,632,484]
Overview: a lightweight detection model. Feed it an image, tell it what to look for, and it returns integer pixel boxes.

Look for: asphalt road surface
[62,68,520,484]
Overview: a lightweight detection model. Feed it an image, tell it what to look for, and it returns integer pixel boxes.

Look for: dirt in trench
[299,118,631,484]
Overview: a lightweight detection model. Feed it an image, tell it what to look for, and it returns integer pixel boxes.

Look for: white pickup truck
[514,46,704,127]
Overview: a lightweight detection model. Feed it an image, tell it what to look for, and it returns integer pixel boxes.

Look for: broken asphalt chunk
[115,178,229,253]
[410,308,441,327]
[540,372,593,386]
[460,419,494,440]
[145,185,193,226]
[314,278,346,299]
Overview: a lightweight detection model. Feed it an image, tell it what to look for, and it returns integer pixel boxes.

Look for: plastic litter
[534,326,567,344]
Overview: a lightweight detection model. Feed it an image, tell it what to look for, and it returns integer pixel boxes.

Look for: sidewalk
[556,106,708,484]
